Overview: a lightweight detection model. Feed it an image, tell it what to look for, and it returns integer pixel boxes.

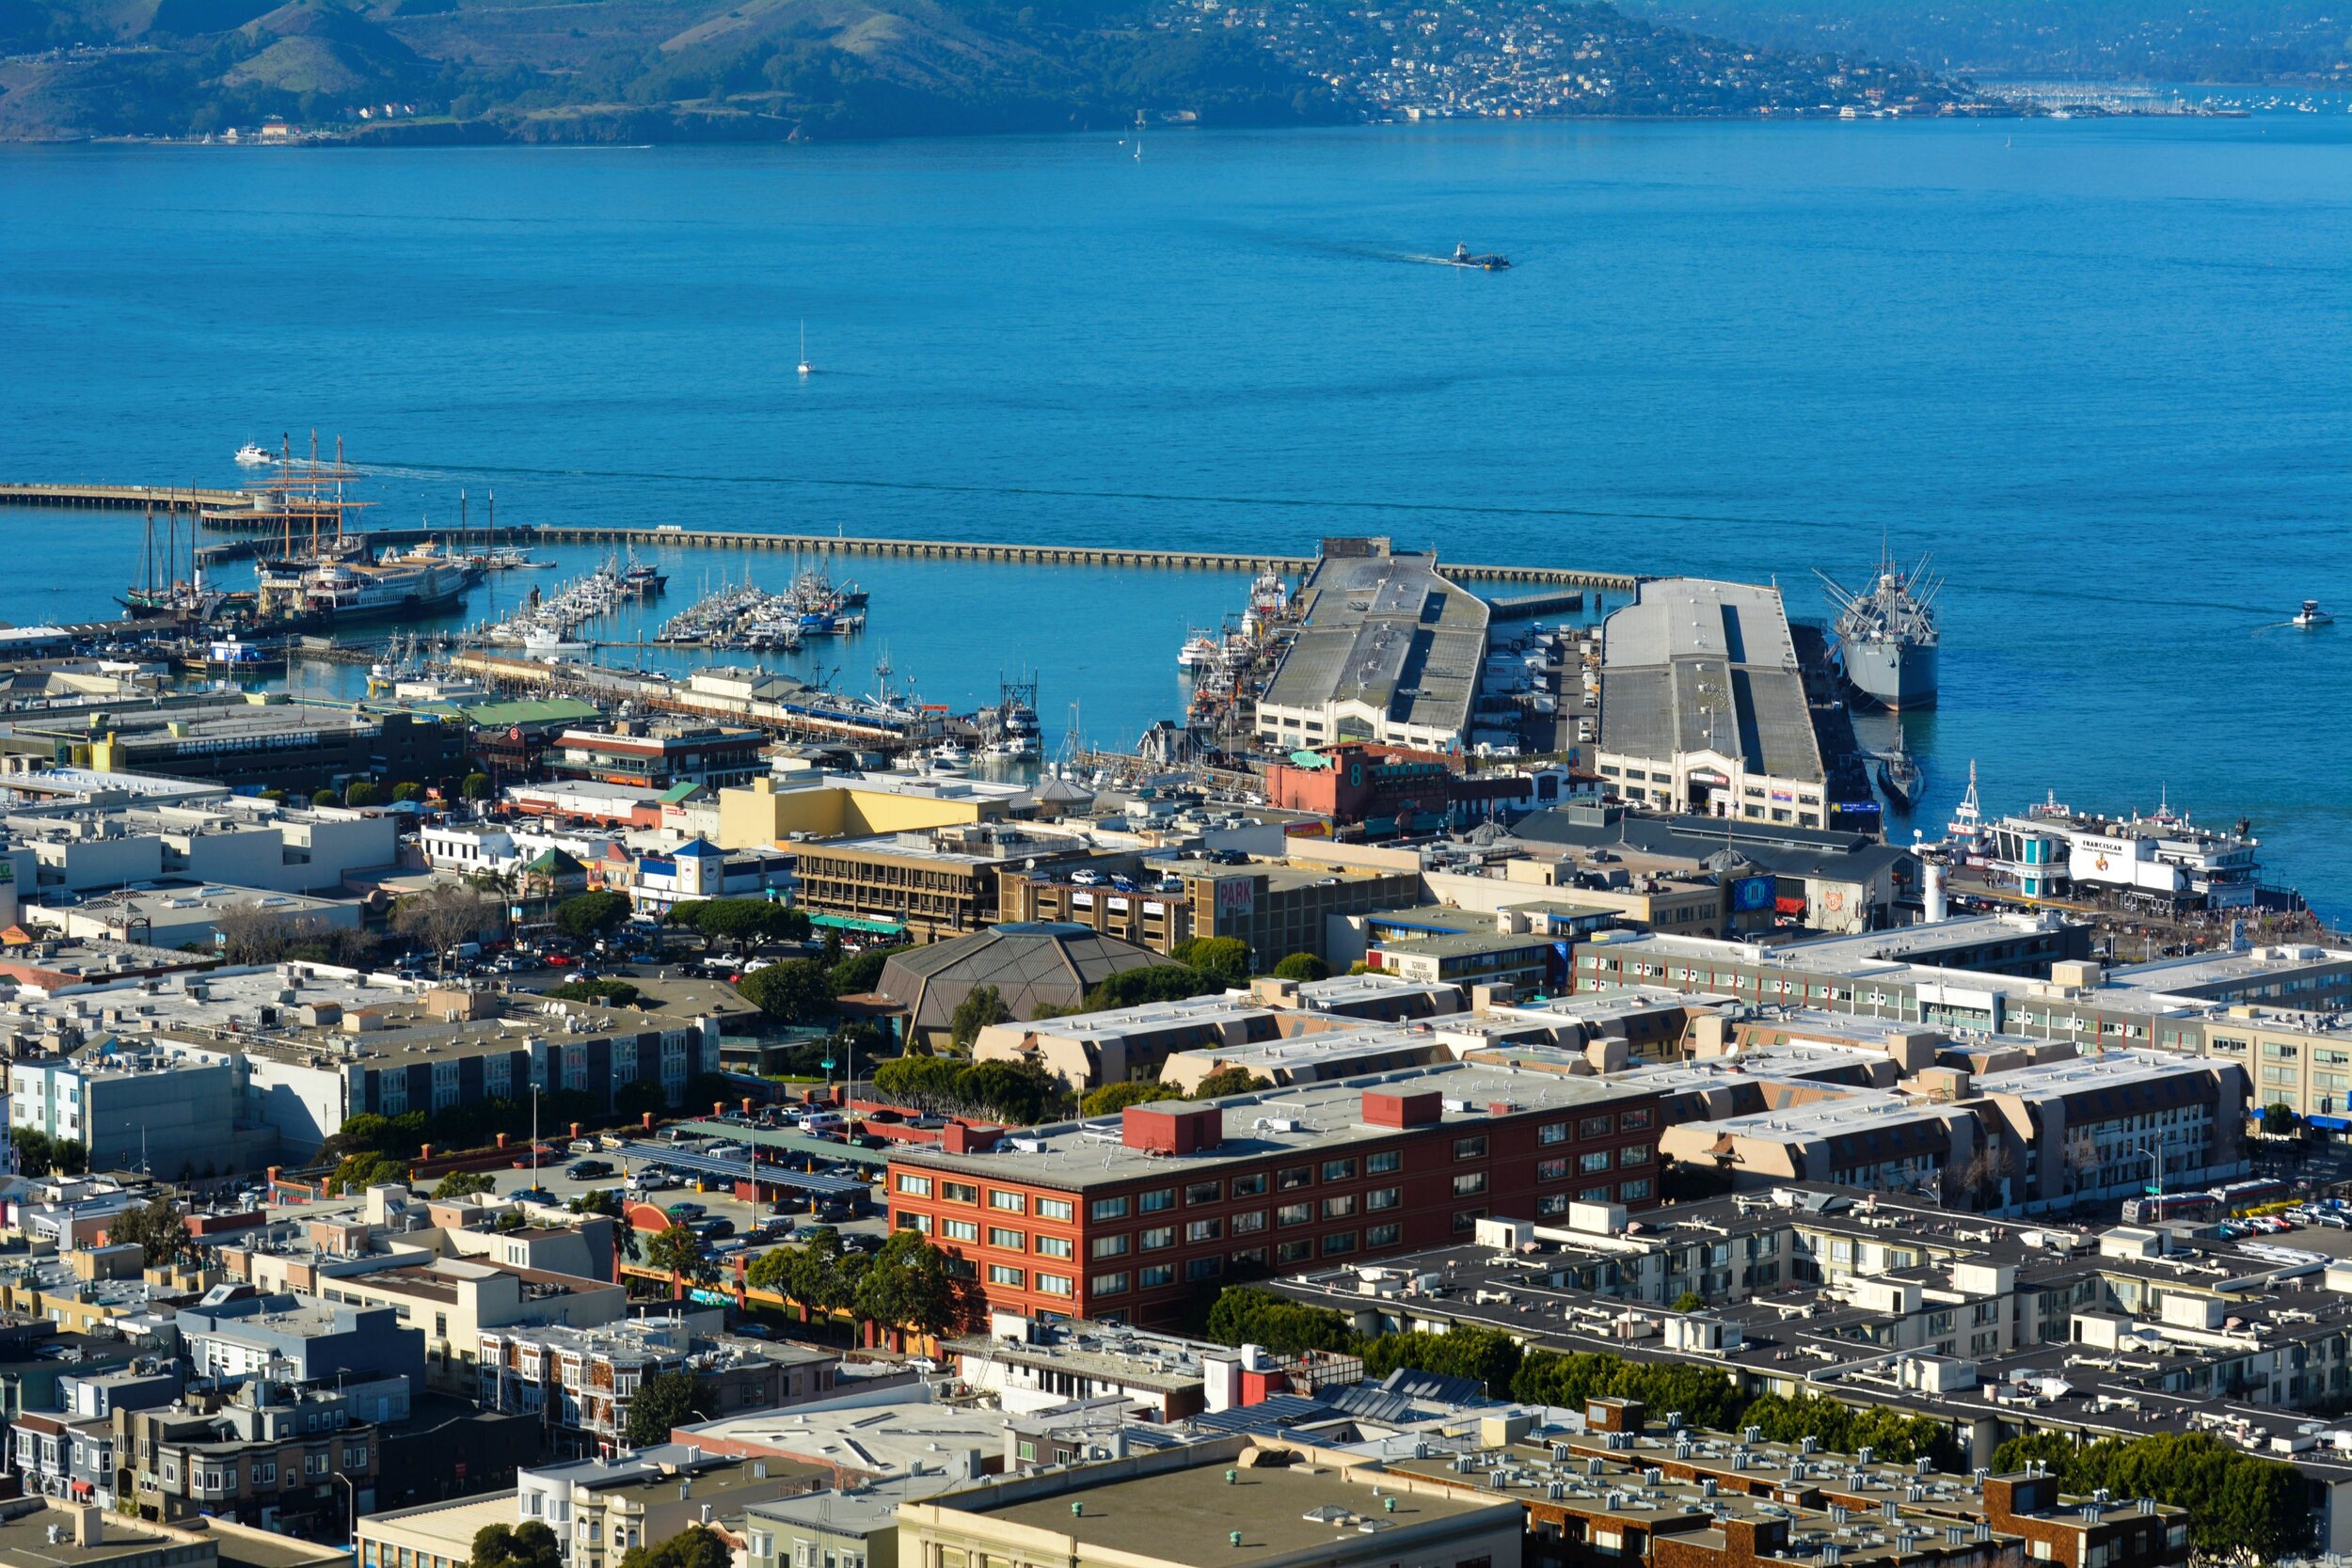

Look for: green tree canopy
[554,890,633,942]
[433,1170,497,1199]
[470,1522,562,1568]
[1190,1067,1273,1099]
[1669,1290,1708,1313]
[109,1197,189,1269]
[1202,1286,1361,1357]
[391,781,427,802]
[851,1228,969,1338]
[620,1528,730,1568]
[460,772,494,801]
[1361,1327,1523,1399]
[622,1370,710,1448]
[545,978,643,1007]
[947,984,1012,1048]
[688,898,808,947]
[1081,1080,1184,1117]
[1084,964,1228,1010]
[1269,952,1330,982]
[737,959,833,1023]
[1740,1392,1960,1468]
[1173,936,1252,985]
[1509,1351,1748,1432]
[344,780,386,807]
[1989,1431,2307,1561]
[828,945,900,996]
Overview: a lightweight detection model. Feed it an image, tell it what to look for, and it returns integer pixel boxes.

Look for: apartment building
[476,1318,834,1455]
[119,1381,378,1533]
[887,1063,1661,1327]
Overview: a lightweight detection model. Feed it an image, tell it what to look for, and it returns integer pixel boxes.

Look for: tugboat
[2294,598,2334,628]
[1448,242,1510,270]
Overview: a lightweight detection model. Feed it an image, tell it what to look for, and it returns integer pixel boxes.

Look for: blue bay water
[0,117,2346,908]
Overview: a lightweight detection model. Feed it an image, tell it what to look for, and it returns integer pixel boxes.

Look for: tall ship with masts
[236,436,482,626]
[1818,547,1940,711]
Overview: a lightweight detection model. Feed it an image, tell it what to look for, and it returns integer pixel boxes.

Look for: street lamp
[2130,1140,2166,1214]
[327,1470,357,1552]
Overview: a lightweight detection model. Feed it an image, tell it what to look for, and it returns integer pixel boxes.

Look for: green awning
[811,914,907,936]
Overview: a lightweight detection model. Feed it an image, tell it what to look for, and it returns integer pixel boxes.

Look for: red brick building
[1264,743,1556,835]
[886,1064,1661,1328]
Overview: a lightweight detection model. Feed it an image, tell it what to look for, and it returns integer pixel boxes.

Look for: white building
[1252,549,1490,754]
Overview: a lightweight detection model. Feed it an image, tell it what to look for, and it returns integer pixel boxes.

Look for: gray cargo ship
[1819,550,1940,711]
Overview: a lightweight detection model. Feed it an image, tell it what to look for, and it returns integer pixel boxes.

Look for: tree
[10,1128,51,1175]
[1510,1351,1747,1432]
[330,1151,411,1194]
[1989,1431,2308,1561]
[1173,936,1251,986]
[874,1055,964,1108]
[391,781,426,802]
[2262,1102,2302,1138]
[1082,1080,1184,1117]
[737,960,832,1024]
[689,898,804,949]
[471,1522,562,1568]
[108,1197,189,1269]
[1190,1068,1273,1100]
[623,1369,708,1448]
[852,1228,968,1341]
[214,902,305,966]
[460,772,494,801]
[50,1138,87,1176]
[1669,1290,1708,1313]
[1269,952,1330,982]
[948,984,1011,1049]
[1361,1327,1523,1398]
[394,883,501,977]
[545,979,643,1008]
[434,1170,496,1199]
[1083,964,1227,1010]
[553,890,632,942]
[344,780,386,808]
[620,1527,730,1568]
[1202,1286,1360,1357]
[311,788,341,807]
[644,1222,709,1288]
[956,1059,1063,1125]
[828,946,898,996]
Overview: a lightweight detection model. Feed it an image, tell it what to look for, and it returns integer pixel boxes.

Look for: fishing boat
[2294,599,2334,628]
[232,441,273,467]
[618,550,668,600]
[1177,631,1219,671]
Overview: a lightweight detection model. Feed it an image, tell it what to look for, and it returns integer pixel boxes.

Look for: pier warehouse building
[1594,578,1831,828]
[1251,546,1490,754]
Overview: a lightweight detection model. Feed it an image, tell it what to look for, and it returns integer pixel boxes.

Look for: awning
[811,914,906,936]
[2308,1115,2352,1132]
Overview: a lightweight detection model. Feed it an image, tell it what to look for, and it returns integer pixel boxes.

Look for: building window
[1323,1194,1357,1219]
[1454,1135,1486,1161]
[1368,1150,1402,1175]
[1538,1159,1568,1181]
[1139,1264,1176,1288]
[988,1264,1025,1287]
[1091,1234,1131,1259]
[1322,1159,1358,1182]
[1323,1232,1357,1256]
[1185,1257,1224,1282]
[894,1174,931,1196]
[1278,1165,1313,1191]
[898,1211,931,1234]
[1453,1209,1486,1233]
[942,1219,978,1243]
[989,1191,1025,1212]
[1580,1149,1613,1173]
[1276,1240,1314,1265]
[1186,1218,1223,1243]
[1453,1172,1487,1196]
[1277,1202,1311,1227]
[1537,1193,1568,1216]
[1091,1272,1130,1295]
[1620,1108,1653,1131]
[1232,1209,1266,1233]
[1091,1196,1129,1222]
[1036,1273,1073,1296]
[1621,1146,1652,1166]
[1138,1187,1175,1213]
[988,1227,1025,1250]
[1185,1180,1222,1205]
[1139,1227,1176,1250]
[1232,1245,1267,1268]
[1232,1173,1268,1197]
[1620,1178,1653,1201]
[1580,1185,1613,1202]
[1036,1235,1074,1259]
[1036,1197,1074,1222]
[1539,1121,1568,1146]
[1581,1115,1613,1138]
[942,1181,978,1204]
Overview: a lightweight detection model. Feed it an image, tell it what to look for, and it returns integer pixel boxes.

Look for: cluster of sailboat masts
[652,568,868,652]
[468,550,668,655]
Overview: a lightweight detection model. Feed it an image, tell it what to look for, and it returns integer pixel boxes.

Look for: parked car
[512,1185,559,1205]
[566,1138,599,1156]
[665,1201,707,1222]
[510,1145,557,1169]
[691,1217,737,1240]
[566,1159,613,1180]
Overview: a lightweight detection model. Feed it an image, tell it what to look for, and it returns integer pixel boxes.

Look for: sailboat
[797,322,812,377]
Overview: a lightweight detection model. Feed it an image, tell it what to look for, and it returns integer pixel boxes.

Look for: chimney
[74,1508,102,1548]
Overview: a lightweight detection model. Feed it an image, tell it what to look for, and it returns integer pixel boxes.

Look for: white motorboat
[233,442,273,467]
[2294,599,2334,628]
[1176,632,1219,671]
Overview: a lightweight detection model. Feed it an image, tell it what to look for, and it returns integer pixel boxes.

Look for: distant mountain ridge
[0,0,1993,140]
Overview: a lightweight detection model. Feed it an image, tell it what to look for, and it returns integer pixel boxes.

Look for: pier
[179,519,1643,590]
[0,483,247,513]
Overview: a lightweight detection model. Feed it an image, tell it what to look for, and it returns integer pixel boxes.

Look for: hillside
[1621,0,2352,84]
[0,0,1994,139]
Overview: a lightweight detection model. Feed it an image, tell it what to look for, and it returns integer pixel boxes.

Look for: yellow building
[718,778,1003,849]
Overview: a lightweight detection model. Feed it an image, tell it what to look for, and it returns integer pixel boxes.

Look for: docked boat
[1177,632,1219,671]
[619,553,668,600]
[233,441,273,467]
[930,740,973,768]
[1447,242,1510,271]
[2295,599,2333,628]
[1947,760,1987,859]
[1877,726,1926,812]
[1820,546,1941,711]
[294,542,477,625]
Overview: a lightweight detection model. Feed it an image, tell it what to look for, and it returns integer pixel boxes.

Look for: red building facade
[886,1073,1661,1328]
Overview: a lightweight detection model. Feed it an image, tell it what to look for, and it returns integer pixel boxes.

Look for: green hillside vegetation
[0,0,1351,138]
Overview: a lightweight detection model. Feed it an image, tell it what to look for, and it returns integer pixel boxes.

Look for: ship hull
[1844,641,1937,711]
